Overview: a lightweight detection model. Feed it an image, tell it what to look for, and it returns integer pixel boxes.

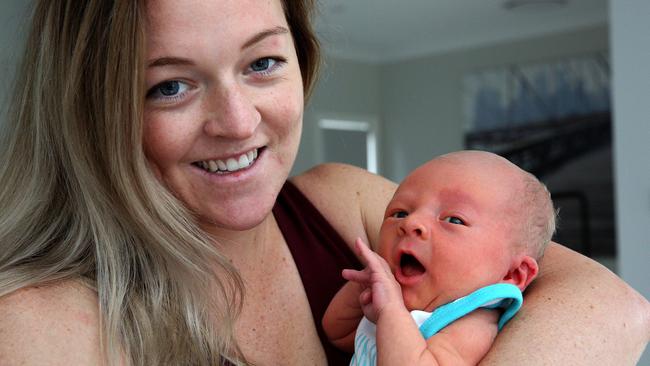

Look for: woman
[0,0,648,365]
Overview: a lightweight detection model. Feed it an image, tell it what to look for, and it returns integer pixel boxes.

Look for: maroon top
[272,180,362,365]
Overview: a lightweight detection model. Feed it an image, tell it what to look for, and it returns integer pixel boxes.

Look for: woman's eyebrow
[241,26,289,50]
[147,57,195,69]
[146,26,289,68]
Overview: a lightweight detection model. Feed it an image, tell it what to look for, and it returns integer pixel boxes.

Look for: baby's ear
[501,256,539,292]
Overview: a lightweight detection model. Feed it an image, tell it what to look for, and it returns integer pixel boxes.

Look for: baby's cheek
[377,224,394,258]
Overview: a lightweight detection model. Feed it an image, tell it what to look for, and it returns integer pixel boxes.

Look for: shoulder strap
[272,180,361,365]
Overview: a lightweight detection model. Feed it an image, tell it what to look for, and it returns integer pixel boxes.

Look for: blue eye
[247,57,284,75]
[158,81,180,96]
[251,58,275,72]
[391,211,408,219]
[443,216,465,225]
[147,80,190,100]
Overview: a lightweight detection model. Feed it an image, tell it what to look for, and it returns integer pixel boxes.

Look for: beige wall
[379,25,609,181]
[299,25,609,181]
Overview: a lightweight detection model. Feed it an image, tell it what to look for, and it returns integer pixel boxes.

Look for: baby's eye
[443,216,465,225]
[391,211,408,219]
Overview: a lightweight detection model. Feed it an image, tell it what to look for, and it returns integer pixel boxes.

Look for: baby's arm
[421,309,499,365]
[348,239,498,366]
[322,280,365,352]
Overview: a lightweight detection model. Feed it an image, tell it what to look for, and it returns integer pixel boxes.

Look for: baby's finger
[354,238,377,263]
[357,238,395,274]
[359,288,372,306]
[352,238,371,266]
[355,238,388,273]
[342,268,370,283]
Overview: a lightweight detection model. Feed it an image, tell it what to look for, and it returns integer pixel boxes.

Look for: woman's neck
[200,214,277,268]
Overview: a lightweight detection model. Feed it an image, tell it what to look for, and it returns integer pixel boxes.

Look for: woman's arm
[480,244,650,365]
[0,280,104,365]
[291,163,397,253]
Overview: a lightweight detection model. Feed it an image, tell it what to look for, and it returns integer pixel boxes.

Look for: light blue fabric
[418,283,522,338]
[349,283,522,366]
[350,321,377,366]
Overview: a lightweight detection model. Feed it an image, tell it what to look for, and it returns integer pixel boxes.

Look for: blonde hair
[516,172,557,260]
[0,0,320,365]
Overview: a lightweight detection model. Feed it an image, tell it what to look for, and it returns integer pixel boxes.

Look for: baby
[323,150,556,365]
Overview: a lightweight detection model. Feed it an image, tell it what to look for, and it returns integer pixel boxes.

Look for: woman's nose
[398,214,430,240]
[203,83,261,139]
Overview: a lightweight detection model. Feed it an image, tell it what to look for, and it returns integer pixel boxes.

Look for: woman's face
[143,0,304,231]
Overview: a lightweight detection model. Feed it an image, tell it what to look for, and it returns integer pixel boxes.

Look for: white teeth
[197,148,259,173]
[208,160,218,173]
[238,154,250,168]
[217,160,227,171]
[226,158,238,171]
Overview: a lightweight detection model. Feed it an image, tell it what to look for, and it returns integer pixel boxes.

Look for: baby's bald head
[430,151,556,259]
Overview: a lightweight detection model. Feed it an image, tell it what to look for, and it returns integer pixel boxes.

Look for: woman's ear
[502,256,539,291]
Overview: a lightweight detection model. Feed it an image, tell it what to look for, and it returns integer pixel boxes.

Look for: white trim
[316,117,380,174]
[366,130,378,174]
[318,119,370,132]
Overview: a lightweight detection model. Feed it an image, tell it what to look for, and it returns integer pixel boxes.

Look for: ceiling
[314,0,608,63]
[0,1,608,65]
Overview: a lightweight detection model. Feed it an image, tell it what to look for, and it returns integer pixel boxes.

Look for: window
[317,118,379,174]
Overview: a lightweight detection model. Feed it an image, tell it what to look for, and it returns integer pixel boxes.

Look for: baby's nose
[399,214,430,239]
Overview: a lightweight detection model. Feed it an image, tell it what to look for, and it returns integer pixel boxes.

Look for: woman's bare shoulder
[0,279,103,364]
[291,163,397,250]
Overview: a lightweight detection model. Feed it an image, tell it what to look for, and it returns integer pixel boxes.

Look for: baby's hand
[342,238,405,323]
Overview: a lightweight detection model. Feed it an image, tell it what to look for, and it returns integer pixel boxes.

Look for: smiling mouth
[399,253,426,277]
[192,147,263,174]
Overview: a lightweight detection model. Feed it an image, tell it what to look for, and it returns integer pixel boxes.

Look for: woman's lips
[190,147,267,184]
[193,147,263,174]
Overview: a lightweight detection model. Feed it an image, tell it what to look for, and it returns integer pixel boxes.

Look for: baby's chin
[402,290,442,313]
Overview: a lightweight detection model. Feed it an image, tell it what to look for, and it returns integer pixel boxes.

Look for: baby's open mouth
[399,253,426,277]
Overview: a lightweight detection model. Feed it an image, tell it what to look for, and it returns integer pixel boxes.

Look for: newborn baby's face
[378,152,522,311]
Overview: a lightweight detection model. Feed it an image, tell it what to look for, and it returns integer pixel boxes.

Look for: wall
[294,56,382,175]
[610,1,650,364]
[379,25,609,181]
[0,1,29,127]
[299,26,609,181]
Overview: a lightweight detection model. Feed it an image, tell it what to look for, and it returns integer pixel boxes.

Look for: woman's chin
[198,205,274,234]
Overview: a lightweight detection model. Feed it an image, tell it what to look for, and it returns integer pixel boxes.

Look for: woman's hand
[342,238,405,323]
